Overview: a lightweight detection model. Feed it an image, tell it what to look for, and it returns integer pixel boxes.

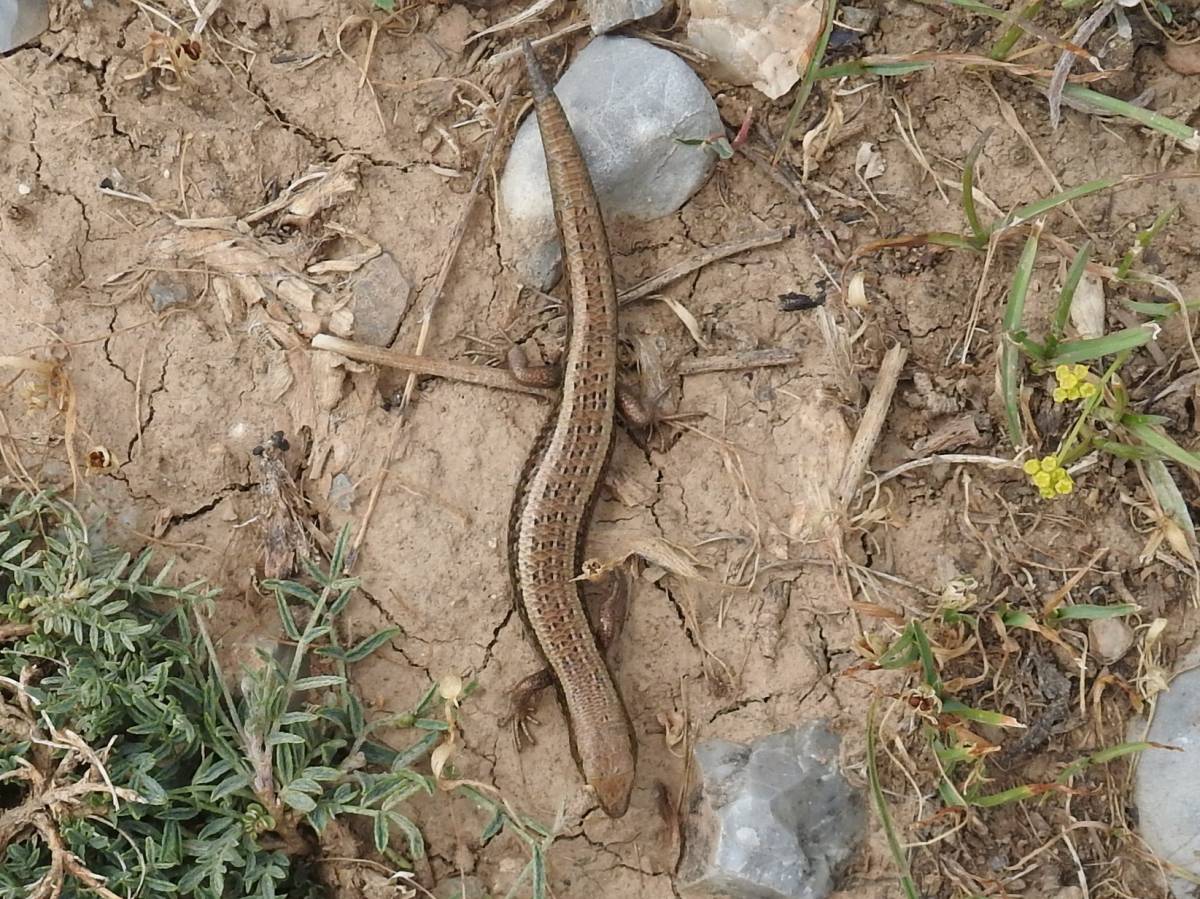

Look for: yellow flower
[1055,364,1079,389]
[1024,453,1074,500]
[1052,363,1095,403]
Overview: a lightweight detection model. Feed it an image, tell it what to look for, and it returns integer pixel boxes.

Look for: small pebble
[350,252,412,347]
[328,472,354,512]
[1164,40,1200,76]
[585,0,664,33]
[1050,887,1084,899]
[1088,617,1134,664]
[147,273,192,312]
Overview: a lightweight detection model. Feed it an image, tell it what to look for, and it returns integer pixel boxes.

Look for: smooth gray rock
[678,723,864,899]
[1134,653,1200,897]
[0,0,48,53]
[350,252,412,347]
[586,0,665,33]
[500,36,720,290]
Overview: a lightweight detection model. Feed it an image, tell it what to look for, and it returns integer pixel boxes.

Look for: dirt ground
[4,1,1200,897]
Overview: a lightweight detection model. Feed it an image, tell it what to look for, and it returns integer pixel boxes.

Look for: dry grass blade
[466,0,557,45]
[618,226,795,307]
[1048,0,1116,130]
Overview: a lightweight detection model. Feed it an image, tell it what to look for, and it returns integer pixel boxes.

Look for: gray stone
[585,0,665,34]
[147,273,192,312]
[0,0,48,54]
[1134,653,1200,897]
[328,472,354,512]
[350,252,412,347]
[500,36,720,289]
[678,723,865,899]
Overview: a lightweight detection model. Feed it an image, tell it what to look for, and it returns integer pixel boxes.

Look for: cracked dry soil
[4,2,1200,898]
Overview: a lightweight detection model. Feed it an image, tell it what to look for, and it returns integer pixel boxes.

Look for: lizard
[504,39,638,819]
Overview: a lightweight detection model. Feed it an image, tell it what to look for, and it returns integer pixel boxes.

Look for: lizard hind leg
[503,568,632,751]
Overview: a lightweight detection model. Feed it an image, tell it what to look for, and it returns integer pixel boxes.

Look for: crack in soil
[479,602,515,674]
[563,831,668,881]
[167,483,249,526]
[356,584,432,679]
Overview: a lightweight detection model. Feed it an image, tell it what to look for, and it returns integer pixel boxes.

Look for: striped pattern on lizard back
[507,41,636,818]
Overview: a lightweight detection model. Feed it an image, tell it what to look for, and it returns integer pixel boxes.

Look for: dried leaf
[855,142,886,181]
[846,271,869,309]
[1069,272,1106,340]
[430,741,453,781]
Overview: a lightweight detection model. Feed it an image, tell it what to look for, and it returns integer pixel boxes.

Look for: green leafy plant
[0,490,547,898]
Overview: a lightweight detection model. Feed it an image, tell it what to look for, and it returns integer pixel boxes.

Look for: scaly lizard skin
[506,40,637,818]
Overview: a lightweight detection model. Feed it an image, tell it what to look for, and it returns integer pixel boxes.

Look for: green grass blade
[995,177,1121,232]
[941,698,1024,728]
[1049,602,1139,622]
[1049,241,1093,348]
[989,0,1043,60]
[1059,84,1200,150]
[962,128,993,245]
[1117,205,1177,280]
[1001,226,1040,445]
[1145,458,1196,543]
[910,621,942,692]
[773,0,838,164]
[1045,324,1157,365]
[867,703,921,899]
[814,59,932,79]
[877,626,919,670]
[1125,420,1200,472]
[968,782,1065,807]
[1057,741,1166,783]
[1123,297,1200,319]
[1093,438,1159,461]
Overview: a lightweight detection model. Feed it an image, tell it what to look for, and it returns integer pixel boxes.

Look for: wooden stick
[311,334,553,399]
[313,334,801,391]
[836,343,908,511]
[618,226,795,306]
[675,347,802,376]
